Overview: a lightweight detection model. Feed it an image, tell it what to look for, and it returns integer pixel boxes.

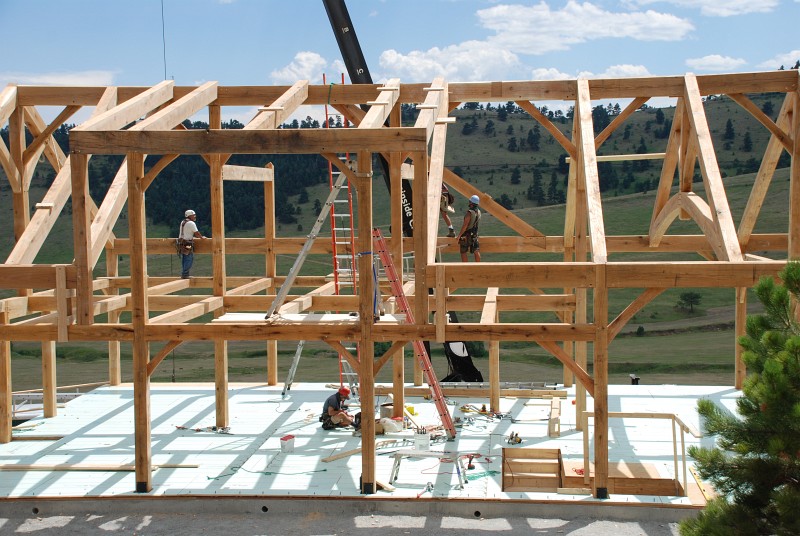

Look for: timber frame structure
[0,70,798,498]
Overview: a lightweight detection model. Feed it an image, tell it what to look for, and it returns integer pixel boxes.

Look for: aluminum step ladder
[371,228,456,439]
[265,171,349,319]
[326,153,360,393]
[281,340,305,399]
[340,344,360,400]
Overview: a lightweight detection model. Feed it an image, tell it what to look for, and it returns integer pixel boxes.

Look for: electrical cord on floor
[208,465,329,480]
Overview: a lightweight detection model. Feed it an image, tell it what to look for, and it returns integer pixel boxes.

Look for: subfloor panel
[1,382,731,508]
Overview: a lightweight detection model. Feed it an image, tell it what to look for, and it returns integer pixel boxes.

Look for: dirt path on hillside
[615,302,763,335]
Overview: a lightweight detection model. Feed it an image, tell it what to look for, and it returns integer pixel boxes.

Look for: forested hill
[0,92,791,234]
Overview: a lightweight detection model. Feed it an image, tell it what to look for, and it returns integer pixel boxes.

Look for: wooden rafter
[443,168,543,237]
[360,78,400,130]
[608,288,665,341]
[515,99,577,160]
[249,80,309,130]
[651,99,684,232]
[738,96,793,246]
[575,79,607,263]
[728,92,793,152]
[23,105,79,167]
[426,82,449,264]
[6,87,118,265]
[594,96,649,150]
[682,74,742,261]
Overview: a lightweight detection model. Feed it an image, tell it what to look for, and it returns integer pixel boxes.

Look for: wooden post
[790,90,800,260]
[593,264,609,499]
[127,152,152,492]
[210,153,229,427]
[264,166,278,385]
[734,287,747,389]
[41,341,57,417]
[106,248,122,385]
[574,129,589,427]
[355,151,376,494]
[70,152,93,324]
[388,146,406,405]
[9,106,31,297]
[413,151,429,388]
[0,312,10,444]
[489,336,500,413]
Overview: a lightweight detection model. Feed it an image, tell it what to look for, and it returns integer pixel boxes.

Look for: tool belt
[176,238,193,255]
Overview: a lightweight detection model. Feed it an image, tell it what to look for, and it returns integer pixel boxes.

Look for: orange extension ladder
[371,228,456,439]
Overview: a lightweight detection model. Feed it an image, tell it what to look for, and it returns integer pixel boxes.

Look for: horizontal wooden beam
[14,71,797,108]
[69,127,429,155]
[427,263,597,289]
[221,165,274,182]
[605,261,784,287]
[375,386,569,398]
[0,265,76,289]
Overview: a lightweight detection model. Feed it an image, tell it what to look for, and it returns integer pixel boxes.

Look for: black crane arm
[323,0,414,237]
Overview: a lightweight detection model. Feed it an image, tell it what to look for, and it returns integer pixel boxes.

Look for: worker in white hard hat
[457,194,482,262]
[177,209,207,278]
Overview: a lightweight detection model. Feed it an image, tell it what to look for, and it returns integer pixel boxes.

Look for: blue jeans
[181,252,194,278]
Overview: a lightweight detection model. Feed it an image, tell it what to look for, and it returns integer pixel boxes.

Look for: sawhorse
[388,450,469,489]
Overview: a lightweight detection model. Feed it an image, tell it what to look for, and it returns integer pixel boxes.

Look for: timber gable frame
[0,69,798,497]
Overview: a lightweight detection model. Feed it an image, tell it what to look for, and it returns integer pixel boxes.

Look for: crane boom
[323,0,414,237]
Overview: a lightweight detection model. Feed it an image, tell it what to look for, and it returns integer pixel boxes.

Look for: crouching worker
[321,386,356,430]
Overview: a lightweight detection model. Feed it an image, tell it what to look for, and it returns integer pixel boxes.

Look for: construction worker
[177,209,207,278]
[321,386,355,429]
[457,194,481,262]
[440,184,456,237]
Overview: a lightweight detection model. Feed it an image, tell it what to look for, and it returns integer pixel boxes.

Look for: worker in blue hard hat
[457,194,481,262]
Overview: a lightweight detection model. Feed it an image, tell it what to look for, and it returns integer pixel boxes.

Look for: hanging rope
[160,0,168,80]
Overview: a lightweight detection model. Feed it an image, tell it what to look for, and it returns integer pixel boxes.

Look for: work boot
[447,229,456,238]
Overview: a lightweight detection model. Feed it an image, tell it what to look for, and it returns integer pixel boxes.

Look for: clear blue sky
[2,0,798,119]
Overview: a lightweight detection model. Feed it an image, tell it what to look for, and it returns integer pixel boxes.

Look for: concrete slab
[0,382,732,522]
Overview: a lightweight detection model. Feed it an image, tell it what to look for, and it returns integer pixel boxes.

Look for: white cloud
[0,70,116,86]
[594,64,653,78]
[573,64,651,78]
[270,52,329,85]
[686,54,747,71]
[757,50,800,70]
[530,67,572,80]
[374,2,691,82]
[530,64,651,81]
[379,41,523,82]
[626,0,778,17]
[478,2,694,55]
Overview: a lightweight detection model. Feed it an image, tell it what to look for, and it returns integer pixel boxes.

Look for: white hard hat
[185,209,196,217]
[469,195,480,205]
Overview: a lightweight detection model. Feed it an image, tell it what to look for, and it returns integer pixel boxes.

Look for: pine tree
[741,131,753,152]
[680,262,800,535]
[724,119,735,140]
